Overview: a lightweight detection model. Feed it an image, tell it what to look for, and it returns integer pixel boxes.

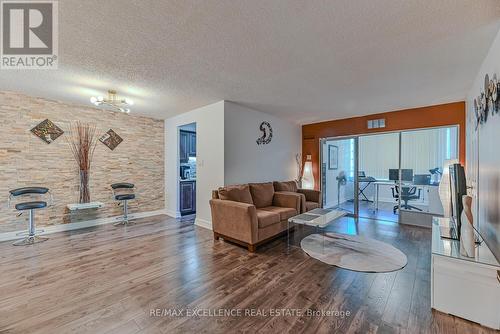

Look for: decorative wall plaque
[99,129,123,150]
[30,119,64,144]
[256,121,273,145]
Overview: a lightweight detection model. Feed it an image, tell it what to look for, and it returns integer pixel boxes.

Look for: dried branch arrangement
[67,122,98,203]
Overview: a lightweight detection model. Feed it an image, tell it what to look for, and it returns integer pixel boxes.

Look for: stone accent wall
[0,91,164,233]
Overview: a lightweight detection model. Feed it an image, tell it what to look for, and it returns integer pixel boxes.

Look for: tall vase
[460,195,475,257]
[79,170,90,203]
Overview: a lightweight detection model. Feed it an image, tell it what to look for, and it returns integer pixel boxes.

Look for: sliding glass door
[320,125,459,223]
[400,127,458,216]
[320,137,357,216]
[358,133,400,222]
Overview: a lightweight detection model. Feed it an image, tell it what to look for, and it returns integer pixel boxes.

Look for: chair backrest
[401,186,411,196]
[9,187,49,196]
[392,185,416,196]
[111,183,134,189]
[400,186,420,198]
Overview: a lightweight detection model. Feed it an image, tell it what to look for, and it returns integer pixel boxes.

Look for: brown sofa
[210,182,302,252]
[273,180,322,213]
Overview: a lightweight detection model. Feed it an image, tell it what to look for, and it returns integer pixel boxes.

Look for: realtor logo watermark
[1,0,58,69]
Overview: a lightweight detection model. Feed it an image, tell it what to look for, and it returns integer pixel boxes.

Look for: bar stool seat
[111,183,136,226]
[115,194,135,201]
[8,186,51,246]
[15,201,47,211]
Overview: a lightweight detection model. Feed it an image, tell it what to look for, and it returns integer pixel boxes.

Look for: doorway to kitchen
[178,123,196,217]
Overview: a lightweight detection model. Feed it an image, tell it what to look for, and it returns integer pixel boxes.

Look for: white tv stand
[431,217,500,329]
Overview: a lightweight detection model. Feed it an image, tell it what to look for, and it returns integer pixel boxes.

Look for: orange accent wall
[302,102,466,190]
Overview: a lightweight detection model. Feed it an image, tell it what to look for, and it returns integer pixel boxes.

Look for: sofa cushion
[218,184,253,205]
[249,182,275,208]
[305,201,320,211]
[256,209,281,228]
[260,206,297,221]
[273,180,298,193]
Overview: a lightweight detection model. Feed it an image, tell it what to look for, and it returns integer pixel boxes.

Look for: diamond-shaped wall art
[30,119,64,144]
[99,129,123,150]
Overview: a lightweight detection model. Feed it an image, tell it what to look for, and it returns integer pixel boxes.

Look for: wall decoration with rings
[474,73,499,130]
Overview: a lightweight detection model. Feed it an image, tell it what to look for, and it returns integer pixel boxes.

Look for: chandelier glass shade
[90,90,133,113]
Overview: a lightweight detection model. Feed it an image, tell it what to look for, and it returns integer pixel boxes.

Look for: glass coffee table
[287,208,348,253]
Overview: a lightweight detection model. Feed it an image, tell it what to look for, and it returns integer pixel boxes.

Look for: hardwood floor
[0,215,495,334]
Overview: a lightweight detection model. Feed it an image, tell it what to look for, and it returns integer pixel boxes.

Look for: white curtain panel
[359,132,399,179]
[401,127,458,175]
[359,127,458,180]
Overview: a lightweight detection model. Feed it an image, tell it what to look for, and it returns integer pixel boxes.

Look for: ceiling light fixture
[90,90,134,113]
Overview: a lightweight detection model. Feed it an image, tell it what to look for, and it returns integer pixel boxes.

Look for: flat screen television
[449,163,467,239]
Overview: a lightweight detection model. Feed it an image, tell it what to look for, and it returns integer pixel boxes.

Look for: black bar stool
[8,187,52,246]
[111,183,135,225]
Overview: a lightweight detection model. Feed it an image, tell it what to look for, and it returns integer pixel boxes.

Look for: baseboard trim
[165,209,181,218]
[195,217,212,230]
[0,209,169,242]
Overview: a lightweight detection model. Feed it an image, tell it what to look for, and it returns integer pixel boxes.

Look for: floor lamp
[302,155,314,190]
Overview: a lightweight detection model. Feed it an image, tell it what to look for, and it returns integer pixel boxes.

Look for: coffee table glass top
[288,208,348,228]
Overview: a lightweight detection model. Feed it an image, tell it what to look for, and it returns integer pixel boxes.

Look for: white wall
[165,101,225,228]
[466,28,500,261]
[223,102,301,185]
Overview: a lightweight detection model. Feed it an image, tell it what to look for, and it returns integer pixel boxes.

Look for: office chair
[111,183,135,225]
[391,185,422,213]
[8,187,52,246]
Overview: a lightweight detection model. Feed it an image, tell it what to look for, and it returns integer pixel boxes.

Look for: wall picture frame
[328,145,338,170]
[99,129,123,150]
[30,119,64,144]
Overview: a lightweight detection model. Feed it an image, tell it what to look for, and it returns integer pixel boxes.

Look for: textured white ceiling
[1,0,500,123]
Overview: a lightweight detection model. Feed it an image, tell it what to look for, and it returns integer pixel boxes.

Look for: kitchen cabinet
[188,132,196,157]
[179,131,189,163]
[180,131,196,163]
[180,180,196,215]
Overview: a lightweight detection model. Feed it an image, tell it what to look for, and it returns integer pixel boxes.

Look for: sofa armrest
[209,199,258,244]
[297,188,322,206]
[273,192,301,214]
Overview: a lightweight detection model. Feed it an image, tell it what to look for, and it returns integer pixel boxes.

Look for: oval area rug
[300,233,407,273]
